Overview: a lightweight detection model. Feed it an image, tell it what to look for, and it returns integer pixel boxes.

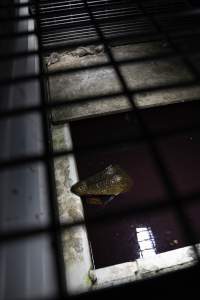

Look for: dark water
[190,0,200,6]
[70,100,200,268]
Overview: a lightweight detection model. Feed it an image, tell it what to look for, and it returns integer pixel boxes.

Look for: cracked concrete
[52,125,92,294]
[47,41,200,122]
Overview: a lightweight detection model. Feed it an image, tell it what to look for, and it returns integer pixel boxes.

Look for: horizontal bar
[1,188,200,243]
[0,79,198,119]
[0,111,200,169]
[1,43,198,85]
[2,3,199,23]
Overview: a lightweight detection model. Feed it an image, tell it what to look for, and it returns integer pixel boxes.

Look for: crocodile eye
[78,181,87,192]
[71,181,87,195]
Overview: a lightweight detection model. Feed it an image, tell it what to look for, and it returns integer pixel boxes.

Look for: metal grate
[34,0,191,47]
[1,0,200,299]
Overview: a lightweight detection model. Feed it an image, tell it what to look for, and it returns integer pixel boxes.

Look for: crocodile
[71,164,132,205]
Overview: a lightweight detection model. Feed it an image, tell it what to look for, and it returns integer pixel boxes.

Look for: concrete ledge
[90,244,198,290]
[53,124,93,295]
[48,42,200,122]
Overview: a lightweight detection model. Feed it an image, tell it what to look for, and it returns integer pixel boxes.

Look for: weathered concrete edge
[53,124,93,295]
[90,244,199,290]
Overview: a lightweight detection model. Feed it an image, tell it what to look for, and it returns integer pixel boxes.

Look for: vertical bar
[82,0,200,260]
[34,1,68,297]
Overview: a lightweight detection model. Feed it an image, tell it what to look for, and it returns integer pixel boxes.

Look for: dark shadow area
[70,100,200,268]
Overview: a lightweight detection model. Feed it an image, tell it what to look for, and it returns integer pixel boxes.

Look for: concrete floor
[47,41,200,122]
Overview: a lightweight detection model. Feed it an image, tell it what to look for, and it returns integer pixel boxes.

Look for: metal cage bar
[1,0,200,299]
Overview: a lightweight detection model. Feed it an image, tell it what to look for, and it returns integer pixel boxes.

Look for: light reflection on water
[136,226,157,258]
